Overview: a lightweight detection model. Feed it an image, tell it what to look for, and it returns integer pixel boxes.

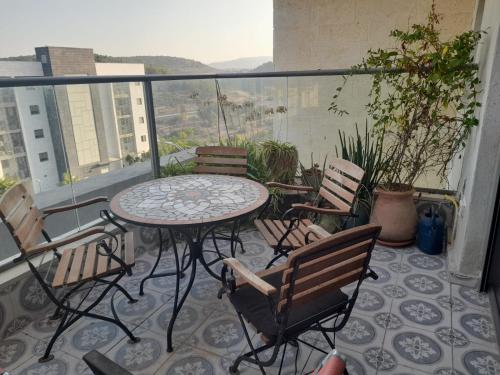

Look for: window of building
[141,135,147,142]
[29,105,40,115]
[34,129,44,139]
[136,98,143,105]
[1,159,10,169]
[40,54,47,64]
[139,116,145,124]
[39,152,48,162]
[26,87,36,91]
[135,82,141,86]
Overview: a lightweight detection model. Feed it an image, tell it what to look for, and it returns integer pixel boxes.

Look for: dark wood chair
[193,146,248,256]
[220,224,381,375]
[0,183,140,362]
[193,146,248,176]
[255,158,364,267]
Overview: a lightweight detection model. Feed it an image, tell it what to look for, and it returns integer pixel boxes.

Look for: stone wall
[274,0,476,70]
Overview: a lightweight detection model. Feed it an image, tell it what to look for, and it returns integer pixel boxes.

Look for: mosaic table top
[110,174,269,226]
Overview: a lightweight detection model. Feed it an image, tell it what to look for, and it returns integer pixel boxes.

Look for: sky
[0,0,273,64]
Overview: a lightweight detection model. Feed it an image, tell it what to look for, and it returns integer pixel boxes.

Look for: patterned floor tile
[189,312,252,358]
[384,325,452,373]
[401,271,450,300]
[453,342,500,375]
[351,286,392,317]
[391,294,451,333]
[11,351,83,375]
[365,261,401,289]
[106,327,174,373]
[452,307,498,348]
[0,331,39,371]
[451,284,491,312]
[114,289,165,326]
[156,346,261,375]
[334,313,386,354]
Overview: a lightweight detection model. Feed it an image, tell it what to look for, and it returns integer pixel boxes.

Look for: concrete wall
[274,0,476,70]
[273,0,477,189]
[449,0,500,278]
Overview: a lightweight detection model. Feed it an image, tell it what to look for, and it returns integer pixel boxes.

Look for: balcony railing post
[143,80,161,178]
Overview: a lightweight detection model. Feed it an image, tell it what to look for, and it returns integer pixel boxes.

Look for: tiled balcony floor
[1,228,500,374]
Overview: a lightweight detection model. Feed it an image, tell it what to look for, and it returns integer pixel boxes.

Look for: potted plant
[336,121,389,227]
[330,3,482,245]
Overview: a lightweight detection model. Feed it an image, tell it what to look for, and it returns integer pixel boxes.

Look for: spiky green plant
[299,153,327,193]
[336,121,389,199]
[260,140,298,184]
[160,158,195,177]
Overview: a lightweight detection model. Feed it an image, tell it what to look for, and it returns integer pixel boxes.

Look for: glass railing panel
[152,80,218,169]
[215,77,287,144]
[63,82,153,228]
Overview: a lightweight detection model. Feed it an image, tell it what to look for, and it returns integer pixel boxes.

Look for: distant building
[0,47,148,193]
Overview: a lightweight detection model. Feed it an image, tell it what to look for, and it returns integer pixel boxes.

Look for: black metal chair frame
[262,192,359,269]
[22,208,140,363]
[220,228,380,375]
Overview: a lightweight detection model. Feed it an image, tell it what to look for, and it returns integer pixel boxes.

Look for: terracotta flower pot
[369,187,418,247]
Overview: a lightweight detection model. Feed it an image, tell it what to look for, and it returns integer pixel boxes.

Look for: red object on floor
[316,354,346,375]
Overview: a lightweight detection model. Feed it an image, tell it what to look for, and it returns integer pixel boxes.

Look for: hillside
[94,54,217,74]
[209,56,272,71]
[0,54,217,75]
[252,61,274,72]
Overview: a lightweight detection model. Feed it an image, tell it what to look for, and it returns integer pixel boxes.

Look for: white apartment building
[0,48,149,193]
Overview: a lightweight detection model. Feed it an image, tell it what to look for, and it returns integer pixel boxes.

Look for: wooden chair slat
[15,207,42,245]
[7,195,34,230]
[0,184,27,218]
[53,249,74,288]
[254,220,279,247]
[67,245,86,285]
[282,220,306,245]
[280,252,368,297]
[264,219,293,248]
[82,242,97,281]
[319,187,351,212]
[296,220,320,241]
[330,158,364,181]
[278,268,363,312]
[124,232,135,266]
[20,218,44,252]
[109,235,122,271]
[96,246,109,275]
[193,165,247,176]
[283,238,373,284]
[322,178,355,205]
[196,146,247,157]
[324,169,359,192]
[274,220,301,248]
[195,156,247,166]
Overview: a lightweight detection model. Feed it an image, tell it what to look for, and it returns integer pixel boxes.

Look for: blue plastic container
[417,207,444,255]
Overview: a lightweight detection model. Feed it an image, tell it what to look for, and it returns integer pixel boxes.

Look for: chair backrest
[0,183,44,255]
[277,224,381,314]
[318,158,365,213]
[193,146,248,176]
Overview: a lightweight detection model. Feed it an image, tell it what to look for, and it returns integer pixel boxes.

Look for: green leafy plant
[0,177,16,195]
[336,121,388,198]
[160,158,195,177]
[330,3,482,191]
[260,140,298,184]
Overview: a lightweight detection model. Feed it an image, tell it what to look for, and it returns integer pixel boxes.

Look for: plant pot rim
[375,186,415,197]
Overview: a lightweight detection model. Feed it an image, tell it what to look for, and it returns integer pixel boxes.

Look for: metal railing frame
[0,65,476,179]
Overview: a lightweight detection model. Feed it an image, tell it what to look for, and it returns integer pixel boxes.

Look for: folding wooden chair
[193,146,248,256]
[220,224,381,375]
[255,158,364,267]
[0,183,140,363]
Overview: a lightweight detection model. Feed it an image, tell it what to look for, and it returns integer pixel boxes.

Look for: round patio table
[110,174,269,352]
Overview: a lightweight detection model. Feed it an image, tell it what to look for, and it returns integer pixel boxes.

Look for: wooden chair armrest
[223,258,278,296]
[266,182,314,192]
[291,203,350,216]
[235,263,287,288]
[25,226,107,255]
[307,224,332,239]
[43,196,108,215]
